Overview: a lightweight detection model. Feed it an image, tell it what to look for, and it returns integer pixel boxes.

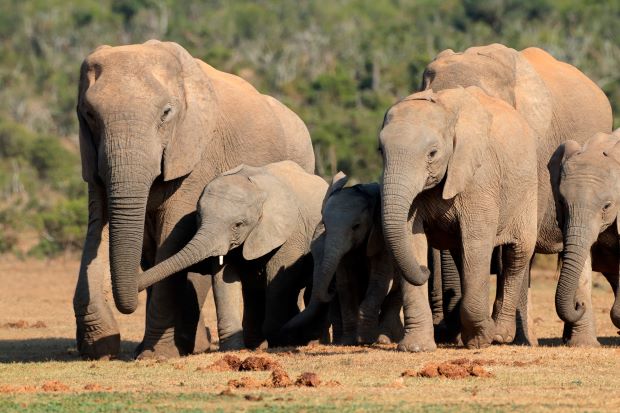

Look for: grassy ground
[1,257,619,412]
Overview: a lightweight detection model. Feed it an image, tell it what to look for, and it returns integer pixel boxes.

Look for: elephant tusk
[219,255,224,265]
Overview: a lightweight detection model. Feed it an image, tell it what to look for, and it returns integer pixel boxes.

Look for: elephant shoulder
[198,60,261,95]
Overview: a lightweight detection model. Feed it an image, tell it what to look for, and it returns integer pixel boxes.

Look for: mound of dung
[406,359,494,379]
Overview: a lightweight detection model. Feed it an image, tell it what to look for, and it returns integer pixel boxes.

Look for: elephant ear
[322,171,348,212]
[548,140,582,187]
[439,87,492,200]
[243,173,299,260]
[149,40,218,181]
[77,61,98,183]
[366,215,384,257]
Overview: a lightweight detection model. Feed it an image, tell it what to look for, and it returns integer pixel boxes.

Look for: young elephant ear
[548,140,582,187]
[366,219,384,257]
[150,40,218,181]
[439,87,492,200]
[243,173,299,260]
[322,171,348,212]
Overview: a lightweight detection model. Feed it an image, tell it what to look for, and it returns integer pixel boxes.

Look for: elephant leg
[336,266,362,345]
[358,254,392,344]
[74,184,120,360]
[397,222,436,352]
[329,295,344,344]
[563,255,599,347]
[428,248,444,326]
[512,258,538,346]
[459,229,496,349]
[377,281,404,344]
[491,241,534,344]
[213,261,245,351]
[436,249,462,344]
[242,267,266,349]
[175,273,212,354]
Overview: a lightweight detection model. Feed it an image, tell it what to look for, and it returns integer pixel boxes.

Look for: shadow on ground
[538,336,620,347]
[0,338,141,363]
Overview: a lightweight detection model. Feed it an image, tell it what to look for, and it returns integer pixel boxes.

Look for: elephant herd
[72,40,619,360]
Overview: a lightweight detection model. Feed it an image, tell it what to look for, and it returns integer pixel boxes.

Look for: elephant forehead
[324,191,368,218]
[88,46,178,77]
[202,176,258,202]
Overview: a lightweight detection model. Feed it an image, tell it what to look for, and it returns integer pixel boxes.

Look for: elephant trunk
[555,208,593,324]
[138,228,217,291]
[108,180,150,314]
[382,170,429,286]
[314,241,346,303]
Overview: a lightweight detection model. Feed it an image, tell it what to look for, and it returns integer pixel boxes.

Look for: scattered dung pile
[404,358,495,379]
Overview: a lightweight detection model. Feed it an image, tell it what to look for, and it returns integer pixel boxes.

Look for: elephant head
[549,132,620,326]
[77,40,217,313]
[422,44,552,138]
[137,164,299,290]
[280,173,381,338]
[379,87,492,286]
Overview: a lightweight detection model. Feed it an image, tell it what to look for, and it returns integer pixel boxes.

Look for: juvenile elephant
[422,44,612,345]
[283,173,403,346]
[137,161,327,348]
[550,131,620,346]
[380,86,539,350]
[74,40,315,359]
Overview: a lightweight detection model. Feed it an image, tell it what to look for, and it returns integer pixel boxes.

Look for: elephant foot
[218,331,245,351]
[461,319,494,349]
[135,340,181,360]
[336,333,358,346]
[356,323,379,345]
[492,319,516,344]
[77,332,121,360]
[564,334,600,348]
[396,332,437,352]
[513,324,538,347]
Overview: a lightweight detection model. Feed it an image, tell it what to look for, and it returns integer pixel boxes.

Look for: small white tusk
[219,255,224,265]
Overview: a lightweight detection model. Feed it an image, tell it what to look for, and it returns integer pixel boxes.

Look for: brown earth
[1,256,620,411]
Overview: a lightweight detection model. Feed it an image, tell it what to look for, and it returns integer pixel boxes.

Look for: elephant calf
[550,131,620,346]
[283,172,403,346]
[137,161,328,348]
[379,86,539,350]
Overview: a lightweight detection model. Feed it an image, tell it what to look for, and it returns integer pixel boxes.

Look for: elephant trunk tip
[401,264,431,286]
[112,282,139,315]
[555,294,586,324]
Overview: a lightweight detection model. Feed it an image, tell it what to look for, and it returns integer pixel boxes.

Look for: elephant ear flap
[156,41,217,181]
[366,220,384,257]
[77,62,98,183]
[322,171,348,212]
[243,174,298,260]
[441,87,492,200]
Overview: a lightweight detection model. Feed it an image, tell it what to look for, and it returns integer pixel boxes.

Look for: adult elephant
[74,40,315,359]
[417,44,612,346]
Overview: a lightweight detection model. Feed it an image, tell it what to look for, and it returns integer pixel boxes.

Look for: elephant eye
[603,201,613,211]
[352,223,360,231]
[428,149,438,159]
[161,105,173,122]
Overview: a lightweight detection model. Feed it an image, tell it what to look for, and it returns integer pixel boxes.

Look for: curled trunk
[556,217,591,324]
[381,176,429,286]
[138,228,215,291]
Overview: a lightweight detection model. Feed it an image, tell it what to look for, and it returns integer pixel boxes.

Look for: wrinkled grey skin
[421,44,612,346]
[74,40,314,359]
[282,174,403,346]
[137,161,327,348]
[549,132,620,346]
[380,86,539,350]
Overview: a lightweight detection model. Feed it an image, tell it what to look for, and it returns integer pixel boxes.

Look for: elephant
[74,40,315,359]
[421,43,612,345]
[136,161,328,348]
[282,172,403,346]
[549,131,620,346]
[379,86,539,350]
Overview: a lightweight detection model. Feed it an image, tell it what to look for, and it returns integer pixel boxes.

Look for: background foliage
[0,0,618,256]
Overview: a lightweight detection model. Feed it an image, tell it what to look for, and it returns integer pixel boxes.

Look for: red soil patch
[1,320,47,329]
[41,381,70,391]
[0,385,37,393]
[83,383,111,391]
[239,356,281,371]
[408,359,494,379]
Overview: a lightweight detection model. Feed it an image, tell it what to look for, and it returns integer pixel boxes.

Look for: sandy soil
[1,257,619,412]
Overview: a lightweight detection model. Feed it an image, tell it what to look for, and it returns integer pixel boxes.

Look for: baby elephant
[283,173,403,345]
[138,160,328,348]
[550,131,620,345]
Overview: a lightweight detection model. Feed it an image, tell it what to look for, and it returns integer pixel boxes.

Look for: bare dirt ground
[1,257,619,412]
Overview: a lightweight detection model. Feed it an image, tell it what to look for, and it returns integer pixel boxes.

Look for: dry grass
[1,257,619,412]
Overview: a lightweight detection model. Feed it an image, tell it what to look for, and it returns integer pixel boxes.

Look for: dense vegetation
[0,0,618,256]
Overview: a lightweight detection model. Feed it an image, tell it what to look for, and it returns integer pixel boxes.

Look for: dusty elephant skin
[137,161,327,349]
[282,173,403,346]
[73,40,315,360]
[379,86,539,351]
[549,131,620,346]
[420,43,612,347]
